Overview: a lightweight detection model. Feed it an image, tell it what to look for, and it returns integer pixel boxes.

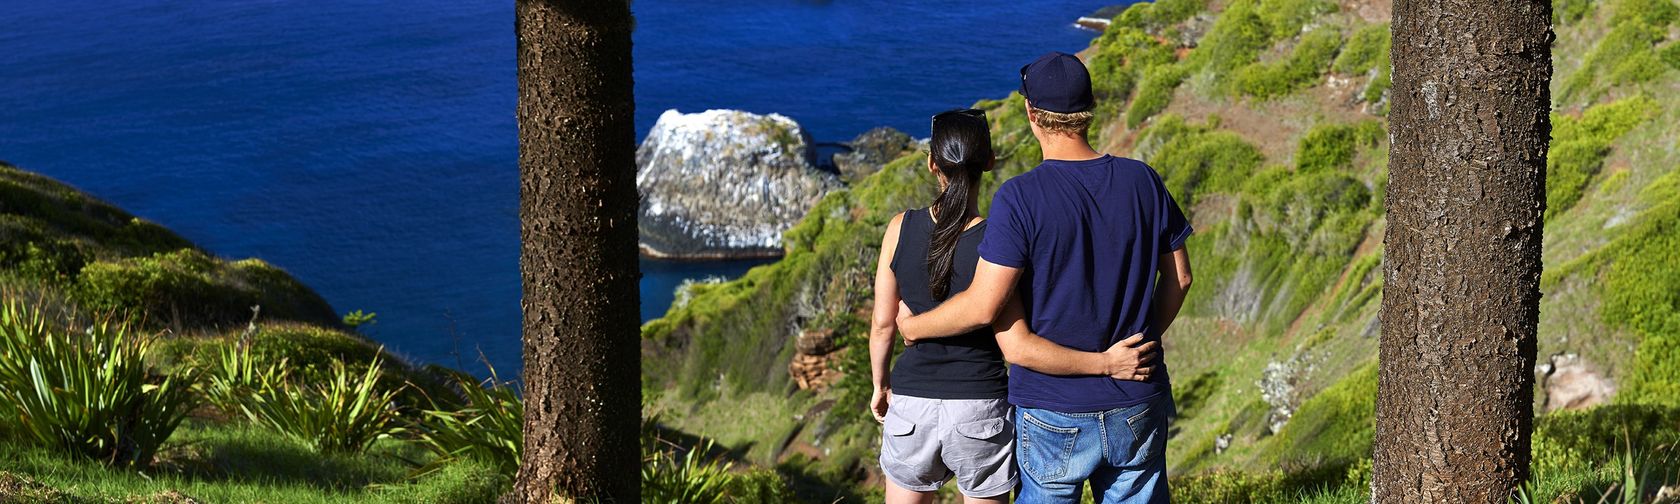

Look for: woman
[869,108,1155,503]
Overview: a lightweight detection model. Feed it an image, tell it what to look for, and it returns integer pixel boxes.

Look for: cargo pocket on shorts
[880,409,939,485]
[1018,411,1079,484]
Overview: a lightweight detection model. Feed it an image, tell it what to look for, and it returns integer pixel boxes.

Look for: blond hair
[1029,107,1094,136]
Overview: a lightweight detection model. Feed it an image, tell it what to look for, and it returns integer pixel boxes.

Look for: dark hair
[926,109,993,299]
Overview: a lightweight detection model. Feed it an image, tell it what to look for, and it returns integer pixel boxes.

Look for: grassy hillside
[643,0,1680,501]
[0,163,520,503]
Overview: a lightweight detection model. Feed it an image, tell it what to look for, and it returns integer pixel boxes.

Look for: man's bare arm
[993,295,1157,380]
[1148,246,1193,338]
[897,258,1021,342]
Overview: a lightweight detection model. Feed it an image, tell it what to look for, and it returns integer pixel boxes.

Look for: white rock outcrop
[637,109,841,258]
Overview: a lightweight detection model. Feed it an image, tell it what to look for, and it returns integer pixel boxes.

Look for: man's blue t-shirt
[978,154,1192,412]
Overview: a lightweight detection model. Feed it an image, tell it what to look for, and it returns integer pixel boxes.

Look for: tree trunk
[510,0,640,502]
[1376,1,1550,502]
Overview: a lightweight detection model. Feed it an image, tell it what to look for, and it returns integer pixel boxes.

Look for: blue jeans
[1015,395,1171,503]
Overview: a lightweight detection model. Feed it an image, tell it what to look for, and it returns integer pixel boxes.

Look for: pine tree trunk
[1376,1,1551,502]
[510,0,640,501]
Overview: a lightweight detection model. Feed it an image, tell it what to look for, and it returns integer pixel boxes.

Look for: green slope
[646,0,1680,500]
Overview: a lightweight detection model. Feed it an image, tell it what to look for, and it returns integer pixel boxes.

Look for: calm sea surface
[0,0,1111,376]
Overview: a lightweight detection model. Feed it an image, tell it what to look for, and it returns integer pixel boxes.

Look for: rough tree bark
[510,0,640,501]
[1376,1,1551,502]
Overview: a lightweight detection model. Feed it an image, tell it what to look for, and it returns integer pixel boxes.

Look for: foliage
[1333,24,1389,76]
[413,365,524,479]
[1112,0,1207,32]
[1233,28,1342,100]
[1270,363,1377,464]
[198,339,289,418]
[1189,0,1276,79]
[236,354,405,454]
[1296,121,1384,173]
[1135,114,1267,205]
[1257,0,1337,40]
[1559,2,1676,103]
[1127,64,1190,128]
[342,309,377,330]
[1547,95,1658,220]
[1554,0,1594,25]
[0,299,197,469]
[640,434,793,504]
[75,249,339,330]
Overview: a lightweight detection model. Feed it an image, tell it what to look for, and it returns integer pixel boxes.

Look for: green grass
[1547,95,1659,220]
[0,422,507,504]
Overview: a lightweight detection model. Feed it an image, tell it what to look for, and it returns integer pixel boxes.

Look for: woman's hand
[870,386,892,423]
[1103,333,1160,381]
[896,300,916,346]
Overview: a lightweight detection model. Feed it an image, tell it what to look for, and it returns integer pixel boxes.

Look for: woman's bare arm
[867,213,907,422]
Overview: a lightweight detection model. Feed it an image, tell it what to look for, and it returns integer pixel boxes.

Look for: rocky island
[635,109,843,259]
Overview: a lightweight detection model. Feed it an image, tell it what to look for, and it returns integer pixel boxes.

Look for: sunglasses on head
[931,108,986,131]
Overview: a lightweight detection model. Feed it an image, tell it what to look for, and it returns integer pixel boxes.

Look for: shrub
[1559,21,1670,102]
[1554,0,1594,24]
[1295,120,1384,173]
[1234,28,1343,100]
[641,438,792,504]
[1333,24,1390,75]
[1137,115,1267,205]
[1546,95,1657,220]
[1609,0,1680,26]
[1190,0,1274,79]
[0,299,197,468]
[1127,64,1190,128]
[74,249,339,330]
[237,353,405,454]
[414,365,524,479]
[199,339,290,418]
[1257,0,1337,40]
[1113,0,1207,32]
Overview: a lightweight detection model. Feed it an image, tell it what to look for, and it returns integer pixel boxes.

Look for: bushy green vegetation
[413,366,524,478]
[1296,121,1383,173]
[0,299,197,469]
[237,355,405,454]
[1189,0,1276,80]
[1136,114,1267,204]
[1546,95,1658,220]
[1559,0,1678,103]
[1333,23,1392,107]
[1128,64,1191,128]
[1234,28,1342,100]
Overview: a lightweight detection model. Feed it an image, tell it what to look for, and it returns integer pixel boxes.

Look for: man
[898,52,1194,503]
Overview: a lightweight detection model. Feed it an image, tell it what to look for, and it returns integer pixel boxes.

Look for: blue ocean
[0,0,1109,376]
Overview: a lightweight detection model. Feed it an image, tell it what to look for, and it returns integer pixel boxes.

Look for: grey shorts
[878,394,1017,497]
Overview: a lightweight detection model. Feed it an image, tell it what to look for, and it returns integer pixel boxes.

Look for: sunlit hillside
[641,0,1680,501]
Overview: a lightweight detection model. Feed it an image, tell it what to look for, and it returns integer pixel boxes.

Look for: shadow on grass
[149,422,414,491]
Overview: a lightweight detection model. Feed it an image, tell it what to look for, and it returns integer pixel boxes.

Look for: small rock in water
[833,127,914,182]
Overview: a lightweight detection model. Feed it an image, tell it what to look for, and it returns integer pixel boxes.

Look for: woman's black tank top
[888,208,1008,399]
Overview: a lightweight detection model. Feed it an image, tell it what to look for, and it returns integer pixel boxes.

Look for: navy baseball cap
[1019,52,1095,113]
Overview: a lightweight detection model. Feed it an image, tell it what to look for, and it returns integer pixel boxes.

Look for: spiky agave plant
[199,338,291,418]
[411,363,524,478]
[641,439,735,504]
[238,353,404,454]
[0,299,198,468]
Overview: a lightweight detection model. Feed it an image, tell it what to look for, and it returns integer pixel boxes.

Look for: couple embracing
[868,52,1194,504]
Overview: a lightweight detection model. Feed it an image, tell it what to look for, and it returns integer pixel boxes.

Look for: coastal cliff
[636,109,842,259]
